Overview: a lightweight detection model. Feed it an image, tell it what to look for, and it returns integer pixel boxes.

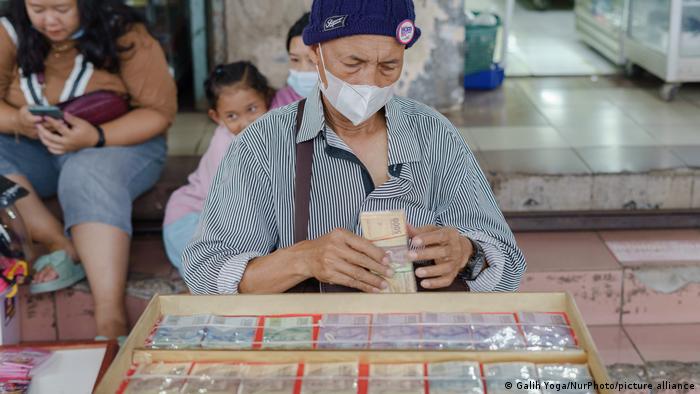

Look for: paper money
[239,364,299,394]
[469,313,525,351]
[370,313,422,349]
[367,363,425,394]
[301,362,359,394]
[181,363,247,394]
[360,210,417,293]
[317,314,371,349]
[483,362,539,394]
[125,363,192,394]
[536,364,591,381]
[262,316,315,349]
[202,316,259,349]
[421,312,472,350]
[517,313,577,351]
[428,361,484,394]
[537,364,594,394]
[149,315,210,349]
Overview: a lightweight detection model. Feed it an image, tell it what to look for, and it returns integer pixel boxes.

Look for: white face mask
[287,69,318,98]
[318,45,396,126]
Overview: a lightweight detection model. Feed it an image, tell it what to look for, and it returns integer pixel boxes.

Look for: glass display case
[575,0,629,65]
[624,0,700,100]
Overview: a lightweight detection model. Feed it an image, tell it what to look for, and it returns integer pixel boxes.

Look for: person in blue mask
[271,12,318,108]
[183,0,526,295]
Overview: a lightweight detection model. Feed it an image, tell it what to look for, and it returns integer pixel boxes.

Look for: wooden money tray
[96,292,613,393]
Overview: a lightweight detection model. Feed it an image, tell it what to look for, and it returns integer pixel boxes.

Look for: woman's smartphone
[28,105,64,120]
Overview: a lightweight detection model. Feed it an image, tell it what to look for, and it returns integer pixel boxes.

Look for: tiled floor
[505,1,618,77]
[449,77,700,176]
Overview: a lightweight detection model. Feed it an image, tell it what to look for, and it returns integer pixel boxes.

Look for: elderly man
[183,0,526,294]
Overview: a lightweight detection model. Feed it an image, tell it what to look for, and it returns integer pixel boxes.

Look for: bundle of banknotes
[120,361,594,394]
[359,210,417,293]
[148,315,258,350]
[262,316,316,350]
[483,362,595,394]
[146,312,577,351]
[517,312,578,350]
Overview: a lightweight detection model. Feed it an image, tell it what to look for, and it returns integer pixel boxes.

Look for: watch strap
[94,125,106,148]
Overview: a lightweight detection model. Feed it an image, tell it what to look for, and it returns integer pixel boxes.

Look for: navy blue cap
[303,0,422,49]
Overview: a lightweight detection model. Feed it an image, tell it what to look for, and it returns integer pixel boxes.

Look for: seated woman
[0,0,177,339]
[182,0,526,295]
[163,62,274,276]
[271,12,318,109]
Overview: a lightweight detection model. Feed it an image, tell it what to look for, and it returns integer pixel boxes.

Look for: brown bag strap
[293,99,312,244]
[287,100,320,293]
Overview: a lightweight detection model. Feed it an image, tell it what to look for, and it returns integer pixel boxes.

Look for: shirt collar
[295,82,422,166]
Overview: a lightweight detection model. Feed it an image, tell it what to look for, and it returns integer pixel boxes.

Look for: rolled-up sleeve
[436,128,526,292]
[181,134,277,294]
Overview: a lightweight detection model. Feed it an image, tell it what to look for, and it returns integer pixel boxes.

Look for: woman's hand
[408,224,474,289]
[36,113,100,155]
[15,106,42,139]
[294,228,393,293]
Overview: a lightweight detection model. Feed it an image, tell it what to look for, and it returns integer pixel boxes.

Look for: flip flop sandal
[29,250,86,294]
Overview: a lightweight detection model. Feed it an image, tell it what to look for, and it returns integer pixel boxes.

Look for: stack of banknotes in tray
[145,311,578,351]
[119,361,596,394]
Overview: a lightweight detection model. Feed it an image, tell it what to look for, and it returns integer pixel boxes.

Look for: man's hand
[408,224,473,289]
[295,228,393,293]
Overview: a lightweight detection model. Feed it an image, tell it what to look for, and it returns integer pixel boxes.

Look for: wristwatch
[459,238,486,281]
[94,125,106,148]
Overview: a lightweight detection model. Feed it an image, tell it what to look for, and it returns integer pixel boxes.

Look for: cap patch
[396,19,415,45]
[323,15,348,31]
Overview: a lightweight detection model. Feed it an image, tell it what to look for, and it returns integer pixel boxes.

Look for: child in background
[163,62,275,275]
[271,12,318,109]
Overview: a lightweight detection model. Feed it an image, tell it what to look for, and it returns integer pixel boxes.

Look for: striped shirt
[182,86,526,294]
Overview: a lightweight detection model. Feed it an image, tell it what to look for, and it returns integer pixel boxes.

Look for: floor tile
[604,89,670,109]
[670,146,700,168]
[19,288,57,342]
[469,126,570,151]
[506,3,617,77]
[599,230,700,266]
[480,148,591,175]
[555,124,658,148]
[576,147,687,173]
[514,76,636,91]
[520,270,622,325]
[621,269,700,325]
[645,126,700,146]
[457,127,479,150]
[621,102,700,127]
[625,324,700,362]
[446,107,552,127]
[589,325,645,365]
[538,105,640,128]
[54,288,97,340]
[516,232,621,272]
[521,88,617,109]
